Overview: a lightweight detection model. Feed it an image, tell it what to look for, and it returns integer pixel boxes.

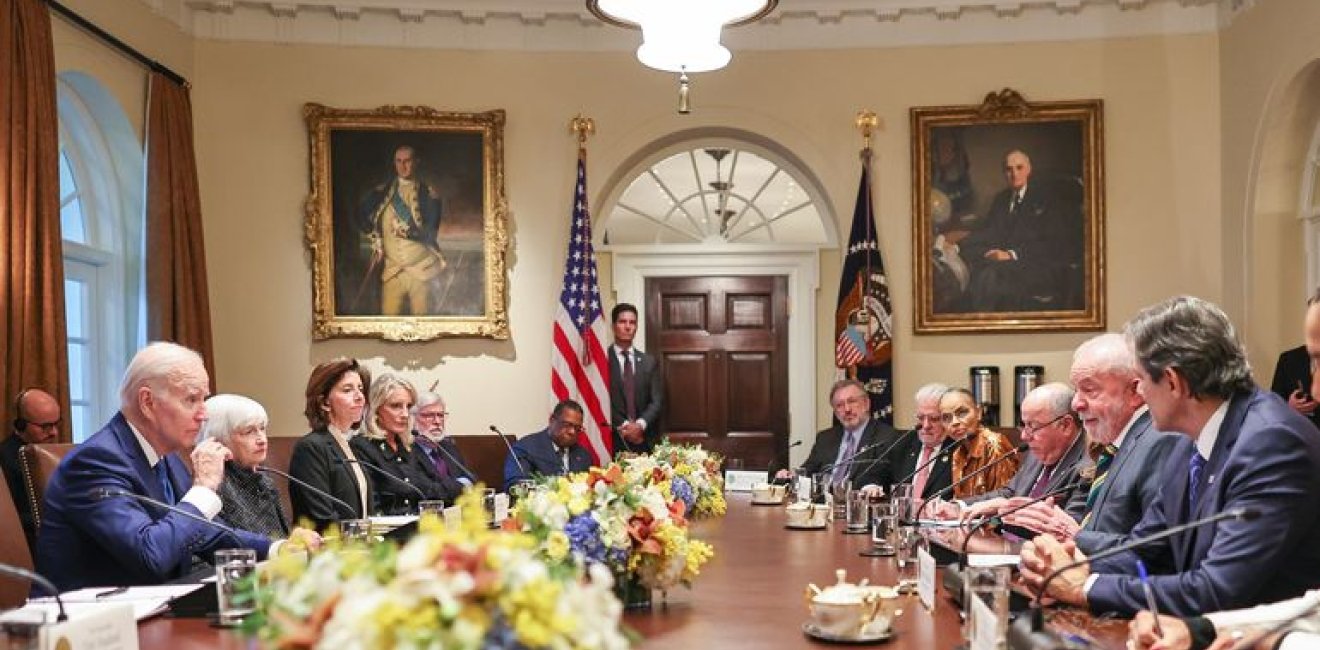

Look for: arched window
[56,72,144,441]
[599,138,836,248]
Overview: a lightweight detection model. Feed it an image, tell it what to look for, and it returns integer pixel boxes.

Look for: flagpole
[570,115,596,369]
[854,109,881,330]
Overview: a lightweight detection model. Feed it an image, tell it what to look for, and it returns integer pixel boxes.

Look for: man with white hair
[888,383,956,499]
[411,391,474,493]
[37,342,274,591]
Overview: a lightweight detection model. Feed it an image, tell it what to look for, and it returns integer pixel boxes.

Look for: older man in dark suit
[889,383,956,499]
[608,303,664,455]
[1000,333,1187,554]
[780,379,900,491]
[504,400,594,491]
[1021,296,1320,617]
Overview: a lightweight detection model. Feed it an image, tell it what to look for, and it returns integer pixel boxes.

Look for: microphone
[914,443,1028,524]
[0,563,67,622]
[335,458,426,500]
[817,438,887,478]
[434,441,478,482]
[256,465,357,518]
[90,487,243,545]
[1022,507,1261,639]
[491,424,527,480]
[895,436,968,486]
[850,428,916,486]
[959,479,1088,559]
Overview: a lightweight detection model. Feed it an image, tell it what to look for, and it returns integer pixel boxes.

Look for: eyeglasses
[556,421,585,434]
[939,407,974,425]
[26,419,60,431]
[415,411,448,420]
[915,414,942,424]
[1020,413,1072,436]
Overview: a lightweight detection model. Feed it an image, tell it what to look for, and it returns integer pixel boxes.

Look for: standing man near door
[609,303,664,455]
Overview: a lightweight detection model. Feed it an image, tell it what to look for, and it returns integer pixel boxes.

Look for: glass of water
[418,499,446,518]
[890,525,920,580]
[870,501,897,553]
[214,548,258,627]
[964,563,1011,648]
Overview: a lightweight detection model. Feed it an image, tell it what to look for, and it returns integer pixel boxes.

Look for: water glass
[339,518,371,542]
[482,488,497,526]
[0,609,45,650]
[214,548,258,627]
[418,500,446,518]
[846,490,870,531]
[963,563,1011,647]
[809,472,829,504]
[890,483,914,522]
[890,526,920,580]
[870,502,897,553]
[830,482,851,520]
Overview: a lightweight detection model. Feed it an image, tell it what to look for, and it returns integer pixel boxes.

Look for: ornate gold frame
[304,103,509,340]
[911,89,1106,334]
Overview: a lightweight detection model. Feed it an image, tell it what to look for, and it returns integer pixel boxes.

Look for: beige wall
[1220,0,1320,373]
[187,33,1221,443]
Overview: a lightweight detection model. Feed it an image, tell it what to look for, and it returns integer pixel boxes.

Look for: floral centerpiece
[246,491,631,650]
[509,463,715,598]
[623,442,727,519]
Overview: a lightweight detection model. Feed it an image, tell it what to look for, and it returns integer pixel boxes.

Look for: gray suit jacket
[963,430,1089,506]
[1066,411,1189,554]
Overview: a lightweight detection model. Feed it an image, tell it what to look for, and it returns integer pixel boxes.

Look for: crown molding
[130,0,1250,50]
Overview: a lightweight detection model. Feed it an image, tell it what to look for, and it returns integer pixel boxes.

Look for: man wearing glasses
[956,383,1088,521]
[503,399,594,492]
[780,380,900,492]
[411,392,474,494]
[2,388,61,547]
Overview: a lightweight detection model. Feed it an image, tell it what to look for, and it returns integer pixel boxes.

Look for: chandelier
[587,0,777,113]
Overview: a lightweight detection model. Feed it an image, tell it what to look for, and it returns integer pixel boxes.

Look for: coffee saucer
[751,497,787,506]
[801,621,894,644]
[785,521,829,530]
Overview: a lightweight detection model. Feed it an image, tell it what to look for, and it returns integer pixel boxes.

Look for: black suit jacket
[1065,411,1189,554]
[800,419,901,489]
[608,346,664,454]
[504,429,594,491]
[1270,345,1320,429]
[963,430,1089,506]
[350,435,458,516]
[892,433,956,499]
[414,435,474,496]
[957,181,1082,309]
[1088,389,1320,616]
[288,429,372,529]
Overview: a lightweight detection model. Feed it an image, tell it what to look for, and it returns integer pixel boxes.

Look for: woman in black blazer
[350,373,455,516]
[288,358,373,530]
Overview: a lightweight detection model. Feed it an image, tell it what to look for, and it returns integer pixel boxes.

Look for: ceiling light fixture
[588,0,776,114]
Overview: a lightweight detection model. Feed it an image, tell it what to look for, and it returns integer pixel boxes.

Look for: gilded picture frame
[911,89,1105,334]
[304,103,509,341]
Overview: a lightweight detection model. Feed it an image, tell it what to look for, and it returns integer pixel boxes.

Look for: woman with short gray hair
[198,394,289,539]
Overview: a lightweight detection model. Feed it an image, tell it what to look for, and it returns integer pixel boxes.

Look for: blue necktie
[155,461,176,504]
[1187,453,1207,510]
[833,431,858,486]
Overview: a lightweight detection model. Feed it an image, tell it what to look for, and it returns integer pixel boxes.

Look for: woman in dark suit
[288,358,373,529]
[351,373,456,515]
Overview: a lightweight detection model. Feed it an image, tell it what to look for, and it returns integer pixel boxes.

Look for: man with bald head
[1,388,61,547]
[38,342,274,591]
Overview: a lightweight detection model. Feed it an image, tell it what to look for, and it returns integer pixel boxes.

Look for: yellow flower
[567,494,591,516]
[545,530,570,562]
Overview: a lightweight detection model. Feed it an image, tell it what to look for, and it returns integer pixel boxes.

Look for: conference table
[137,493,1129,648]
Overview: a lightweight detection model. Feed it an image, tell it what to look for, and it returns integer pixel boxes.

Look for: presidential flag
[835,161,895,423]
[549,155,612,463]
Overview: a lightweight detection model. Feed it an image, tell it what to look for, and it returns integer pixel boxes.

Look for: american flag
[549,156,611,464]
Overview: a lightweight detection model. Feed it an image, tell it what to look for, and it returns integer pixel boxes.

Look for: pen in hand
[95,586,129,599]
[1136,559,1163,637]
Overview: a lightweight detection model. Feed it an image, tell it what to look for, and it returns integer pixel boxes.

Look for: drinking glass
[214,548,258,627]
[870,501,897,553]
[890,526,920,581]
[846,490,870,531]
[418,499,446,518]
[963,563,1011,648]
[0,609,45,650]
[889,483,914,522]
[830,482,851,520]
[339,518,371,542]
[482,488,497,526]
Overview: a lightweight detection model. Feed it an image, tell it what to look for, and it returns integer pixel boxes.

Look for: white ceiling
[133,0,1253,51]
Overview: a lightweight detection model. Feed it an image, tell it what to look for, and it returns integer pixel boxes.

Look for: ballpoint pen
[94,586,129,599]
[1136,559,1163,636]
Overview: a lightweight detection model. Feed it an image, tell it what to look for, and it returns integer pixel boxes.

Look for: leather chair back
[264,436,298,518]
[18,443,74,533]
[452,434,515,490]
[0,466,34,608]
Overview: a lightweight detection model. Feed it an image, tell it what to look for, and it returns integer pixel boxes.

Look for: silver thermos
[1014,365,1045,426]
[969,366,1000,427]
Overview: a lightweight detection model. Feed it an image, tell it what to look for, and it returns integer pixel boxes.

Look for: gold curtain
[145,72,216,389]
[0,0,71,442]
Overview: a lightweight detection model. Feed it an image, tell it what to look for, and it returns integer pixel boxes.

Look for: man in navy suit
[38,342,275,591]
[504,400,594,491]
[1000,334,1187,554]
[1021,296,1320,617]
[608,303,664,455]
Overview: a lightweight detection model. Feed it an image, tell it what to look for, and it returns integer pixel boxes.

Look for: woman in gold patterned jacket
[938,388,1019,500]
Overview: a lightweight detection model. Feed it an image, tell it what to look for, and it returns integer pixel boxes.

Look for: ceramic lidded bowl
[804,569,902,637]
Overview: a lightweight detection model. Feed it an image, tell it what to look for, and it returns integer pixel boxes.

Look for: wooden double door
[645,275,789,470]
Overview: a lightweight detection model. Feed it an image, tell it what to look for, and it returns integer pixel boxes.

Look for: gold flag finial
[855,110,881,151]
[570,114,596,150]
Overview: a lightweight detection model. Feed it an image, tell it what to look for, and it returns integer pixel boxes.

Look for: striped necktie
[1079,444,1117,528]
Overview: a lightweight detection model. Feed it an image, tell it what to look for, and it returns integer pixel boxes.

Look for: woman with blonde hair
[350,373,455,515]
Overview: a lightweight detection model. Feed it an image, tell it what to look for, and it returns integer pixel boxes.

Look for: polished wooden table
[137,493,1129,648]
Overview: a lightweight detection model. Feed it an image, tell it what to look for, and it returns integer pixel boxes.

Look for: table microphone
[334,458,427,499]
[914,443,1028,525]
[851,428,916,483]
[1013,507,1261,647]
[90,487,243,545]
[434,441,478,482]
[959,479,1088,559]
[491,424,527,478]
[256,465,357,518]
[0,563,67,622]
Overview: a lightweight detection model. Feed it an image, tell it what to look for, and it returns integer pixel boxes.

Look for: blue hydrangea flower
[564,514,607,565]
[671,476,696,512]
